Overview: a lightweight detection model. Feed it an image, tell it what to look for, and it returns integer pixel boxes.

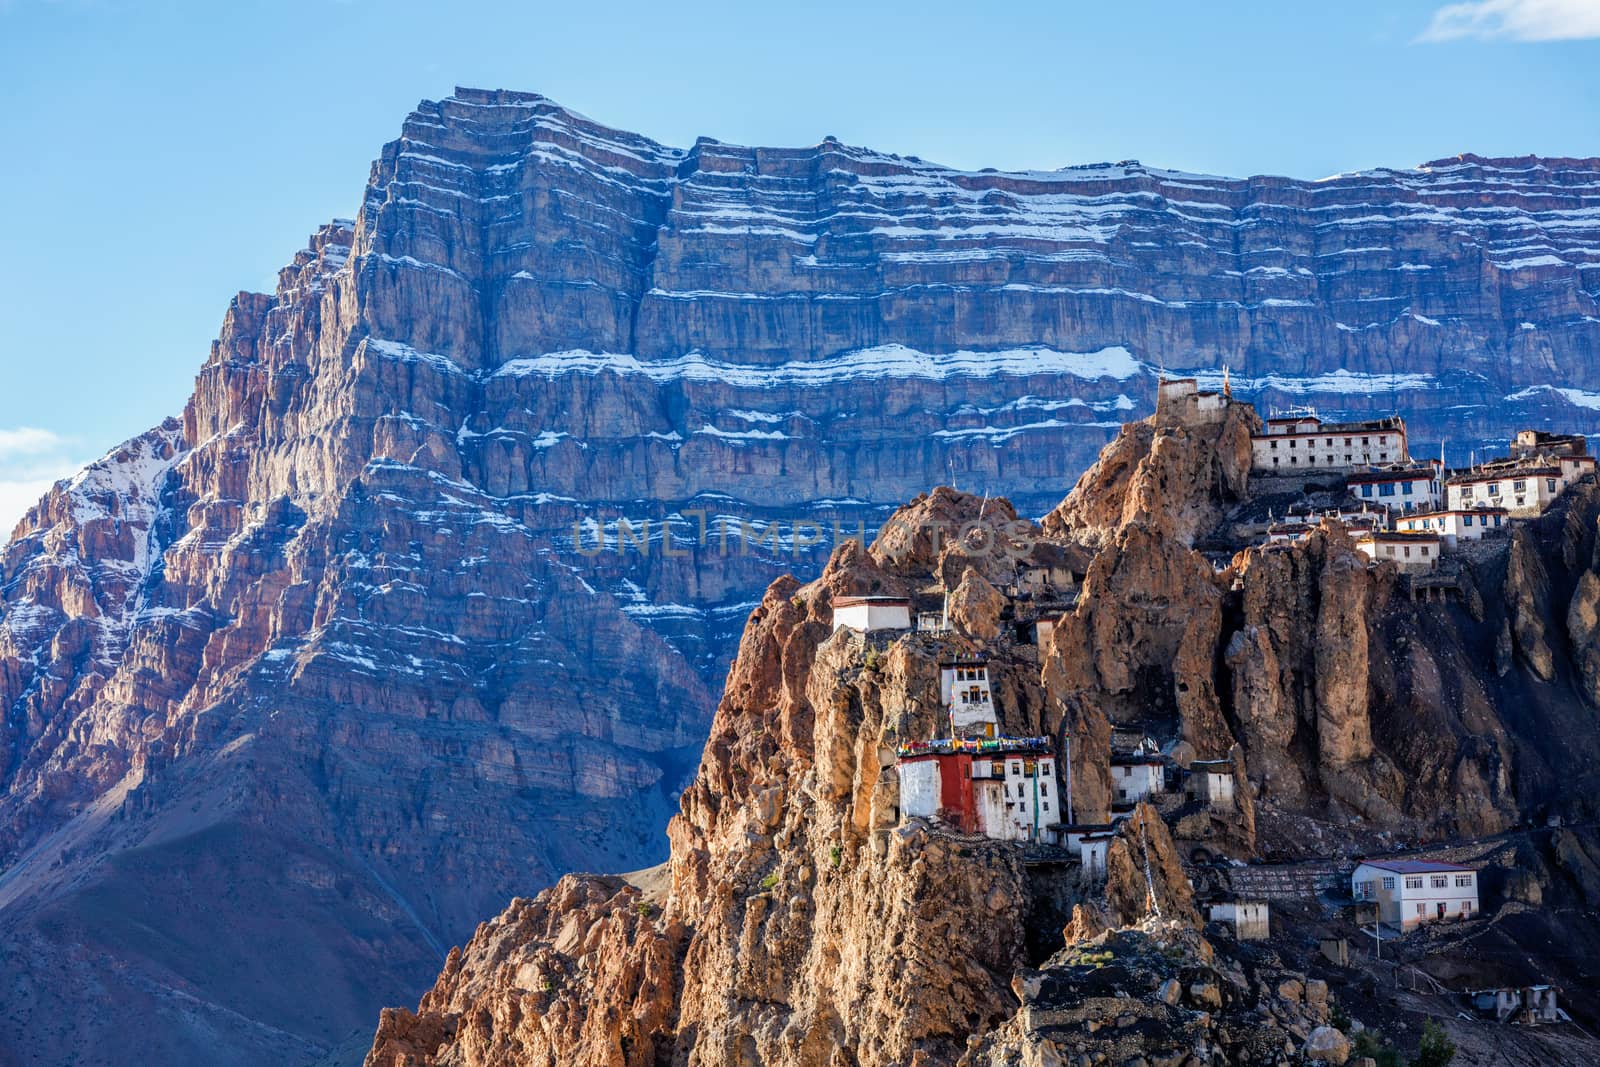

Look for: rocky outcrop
[360,490,1351,1067]
[1227,527,1391,811]
[369,497,1053,1067]
[1045,397,1258,547]
[364,400,1600,1067]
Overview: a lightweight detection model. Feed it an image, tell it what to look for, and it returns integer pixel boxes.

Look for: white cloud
[0,474,69,542]
[0,427,85,544]
[0,426,69,460]
[1418,0,1600,42]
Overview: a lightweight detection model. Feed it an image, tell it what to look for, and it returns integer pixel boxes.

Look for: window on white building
[1382,877,1395,890]
[1406,877,1423,889]
[1455,875,1471,887]
[1431,876,1448,888]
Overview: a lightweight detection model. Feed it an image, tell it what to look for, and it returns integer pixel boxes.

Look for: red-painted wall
[938,754,977,833]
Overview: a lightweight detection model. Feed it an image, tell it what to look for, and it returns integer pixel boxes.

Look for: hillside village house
[1110,753,1165,806]
[1446,460,1594,518]
[832,596,911,634]
[915,594,950,633]
[1250,412,1408,472]
[1396,507,1509,548]
[1190,760,1236,809]
[1513,429,1589,461]
[1034,612,1067,648]
[1355,531,1441,574]
[1346,465,1442,513]
[1351,859,1478,929]
[1264,523,1311,545]
[1209,901,1270,940]
[1078,831,1114,880]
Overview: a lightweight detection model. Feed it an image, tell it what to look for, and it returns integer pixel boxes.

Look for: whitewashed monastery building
[1346,465,1442,513]
[898,659,1060,844]
[832,595,911,634]
[1250,411,1408,472]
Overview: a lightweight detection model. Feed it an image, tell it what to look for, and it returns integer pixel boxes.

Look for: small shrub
[1352,1029,1402,1067]
[759,872,779,890]
[541,977,554,993]
[864,649,883,672]
[1412,1020,1457,1067]
[829,845,843,868]
[634,900,655,919]
[1330,1000,1352,1033]
[790,595,804,609]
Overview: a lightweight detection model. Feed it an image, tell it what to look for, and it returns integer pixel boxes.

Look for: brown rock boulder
[947,566,1007,642]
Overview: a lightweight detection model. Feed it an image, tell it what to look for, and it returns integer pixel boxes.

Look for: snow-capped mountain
[3,86,1600,1064]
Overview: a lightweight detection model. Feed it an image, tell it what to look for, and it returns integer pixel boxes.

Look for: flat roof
[1399,507,1508,519]
[833,595,910,607]
[1190,759,1234,770]
[1358,531,1441,543]
[1447,468,1560,484]
[1357,859,1474,875]
[1347,468,1436,483]
[1257,416,1405,435]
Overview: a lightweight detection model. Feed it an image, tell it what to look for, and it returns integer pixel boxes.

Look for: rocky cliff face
[365,491,1305,1067]
[7,86,1600,1064]
[362,407,1600,1065]
[1044,399,1600,851]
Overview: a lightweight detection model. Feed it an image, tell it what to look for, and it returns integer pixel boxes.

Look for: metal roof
[1356,859,1474,874]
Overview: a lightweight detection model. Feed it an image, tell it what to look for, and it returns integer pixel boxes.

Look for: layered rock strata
[8,86,1600,1063]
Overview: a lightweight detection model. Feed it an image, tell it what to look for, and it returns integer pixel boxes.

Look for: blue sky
[1,0,1598,532]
